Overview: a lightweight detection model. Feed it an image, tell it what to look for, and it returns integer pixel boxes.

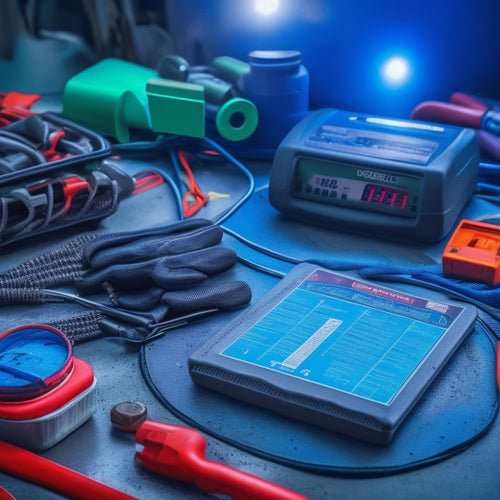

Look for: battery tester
[269,108,480,241]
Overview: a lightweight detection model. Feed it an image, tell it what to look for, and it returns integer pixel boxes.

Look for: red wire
[178,150,208,217]
[132,169,165,195]
[43,129,68,161]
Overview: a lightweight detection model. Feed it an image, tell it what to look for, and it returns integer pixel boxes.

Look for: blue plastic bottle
[239,50,309,157]
[209,50,306,158]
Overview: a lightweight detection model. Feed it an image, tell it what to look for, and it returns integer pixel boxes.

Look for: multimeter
[268,108,480,241]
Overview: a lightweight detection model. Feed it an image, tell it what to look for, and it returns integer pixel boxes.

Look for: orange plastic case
[442,219,500,285]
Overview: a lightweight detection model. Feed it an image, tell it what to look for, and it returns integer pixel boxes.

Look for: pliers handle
[411,92,500,160]
[0,439,138,500]
[411,92,492,129]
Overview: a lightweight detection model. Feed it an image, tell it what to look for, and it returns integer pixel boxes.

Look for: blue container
[238,50,309,157]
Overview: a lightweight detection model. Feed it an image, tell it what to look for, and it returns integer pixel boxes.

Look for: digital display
[361,184,408,209]
[292,158,420,217]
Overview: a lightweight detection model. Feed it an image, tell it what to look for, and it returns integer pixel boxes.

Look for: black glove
[74,218,252,318]
[0,219,252,338]
[76,220,237,292]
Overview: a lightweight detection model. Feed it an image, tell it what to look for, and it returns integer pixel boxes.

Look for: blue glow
[381,56,411,87]
[254,0,280,16]
[167,1,500,117]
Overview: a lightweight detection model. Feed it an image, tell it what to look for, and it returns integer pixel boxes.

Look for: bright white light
[255,0,280,16]
[381,56,411,86]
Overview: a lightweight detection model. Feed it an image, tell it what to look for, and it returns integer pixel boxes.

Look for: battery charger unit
[268,108,480,242]
[188,263,477,444]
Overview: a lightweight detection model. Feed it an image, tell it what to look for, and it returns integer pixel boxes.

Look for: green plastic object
[62,58,205,142]
[212,56,250,88]
[146,79,204,138]
[215,97,258,141]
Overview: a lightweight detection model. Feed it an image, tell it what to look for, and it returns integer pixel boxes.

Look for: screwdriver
[110,401,309,500]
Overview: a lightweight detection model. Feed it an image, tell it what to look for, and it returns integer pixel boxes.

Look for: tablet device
[189,263,477,443]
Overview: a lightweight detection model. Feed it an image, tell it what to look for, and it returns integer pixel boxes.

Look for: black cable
[221,226,301,265]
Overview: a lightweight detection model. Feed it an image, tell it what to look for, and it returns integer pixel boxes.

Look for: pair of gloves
[0,218,251,343]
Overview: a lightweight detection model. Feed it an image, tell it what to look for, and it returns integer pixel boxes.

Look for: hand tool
[0,440,138,500]
[411,92,500,160]
[44,288,222,344]
[0,484,15,500]
[111,401,309,500]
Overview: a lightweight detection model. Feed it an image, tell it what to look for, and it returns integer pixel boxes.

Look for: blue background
[166,0,500,117]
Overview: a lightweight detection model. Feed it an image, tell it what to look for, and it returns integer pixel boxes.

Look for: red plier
[411,92,500,160]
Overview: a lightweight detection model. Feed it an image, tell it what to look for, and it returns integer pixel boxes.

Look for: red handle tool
[133,419,309,500]
[0,440,138,500]
[0,484,15,500]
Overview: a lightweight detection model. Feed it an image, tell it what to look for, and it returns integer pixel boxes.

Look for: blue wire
[476,182,500,196]
[114,135,255,224]
[478,161,500,177]
[168,148,185,204]
[202,137,255,224]
[161,170,184,220]
[474,160,500,196]
[138,166,184,220]
[221,225,301,265]
[111,135,189,154]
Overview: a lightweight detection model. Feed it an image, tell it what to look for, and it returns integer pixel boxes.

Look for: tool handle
[410,101,484,128]
[449,92,488,111]
[0,440,138,500]
[134,420,308,500]
[0,484,16,500]
[194,458,309,500]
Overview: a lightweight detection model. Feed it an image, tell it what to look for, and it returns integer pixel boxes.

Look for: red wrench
[111,401,309,500]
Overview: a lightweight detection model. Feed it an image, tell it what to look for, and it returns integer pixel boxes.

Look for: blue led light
[381,56,411,87]
[254,0,280,16]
